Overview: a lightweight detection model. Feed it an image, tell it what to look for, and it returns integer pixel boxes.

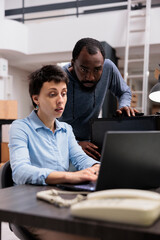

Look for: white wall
[0,19,28,53]
[0,0,5,20]
[8,66,32,118]
[150,7,160,44]
[27,8,160,54]
[0,7,160,55]
[0,6,160,118]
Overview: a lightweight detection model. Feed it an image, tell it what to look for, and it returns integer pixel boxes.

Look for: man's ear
[69,60,74,73]
[71,59,74,67]
[32,95,39,106]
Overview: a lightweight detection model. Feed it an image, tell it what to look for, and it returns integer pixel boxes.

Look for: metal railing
[5,0,159,24]
[4,0,141,23]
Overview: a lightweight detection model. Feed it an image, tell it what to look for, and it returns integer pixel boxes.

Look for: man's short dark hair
[72,38,105,61]
[29,65,69,108]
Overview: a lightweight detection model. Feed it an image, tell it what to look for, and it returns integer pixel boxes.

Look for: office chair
[0,161,35,240]
[0,161,13,188]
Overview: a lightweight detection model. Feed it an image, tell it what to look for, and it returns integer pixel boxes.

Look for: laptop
[57,131,160,192]
[90,116,160,152]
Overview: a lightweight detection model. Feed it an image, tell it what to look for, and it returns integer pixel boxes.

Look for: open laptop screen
[57,131,160,192]
[96,131,160,191]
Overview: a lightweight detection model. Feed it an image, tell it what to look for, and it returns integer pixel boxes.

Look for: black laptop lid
[96,131,160,191]
[91,116,160,151]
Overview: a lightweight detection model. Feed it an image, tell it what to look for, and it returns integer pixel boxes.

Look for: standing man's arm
[108,60,139,116]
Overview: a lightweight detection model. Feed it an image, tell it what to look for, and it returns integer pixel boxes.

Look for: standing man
[60,38,138,159]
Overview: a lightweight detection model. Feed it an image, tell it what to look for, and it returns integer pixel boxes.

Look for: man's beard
[72,70,98,91]
[78,80,98,92]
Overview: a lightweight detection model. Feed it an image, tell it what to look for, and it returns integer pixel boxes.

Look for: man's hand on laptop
[78,141,101,160]
[116,106,139,117]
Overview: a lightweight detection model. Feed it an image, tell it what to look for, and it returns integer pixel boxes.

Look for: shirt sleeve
[107,60,132,109]
[9,121,53,185]
[67,124,99,170]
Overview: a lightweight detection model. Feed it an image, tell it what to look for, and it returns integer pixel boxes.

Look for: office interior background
[0,0,160,119]
[0,1,160,238]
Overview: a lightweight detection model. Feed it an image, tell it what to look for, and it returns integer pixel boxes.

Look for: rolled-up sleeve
[9,115,99,186]
[108,60,132,108]
[9,121,53,185]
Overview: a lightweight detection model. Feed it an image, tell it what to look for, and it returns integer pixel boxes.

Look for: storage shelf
[0,119,14,165]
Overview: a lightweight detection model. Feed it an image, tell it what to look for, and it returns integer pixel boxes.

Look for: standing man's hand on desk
[116,106,139,117]
[45,164,100,185]
[78,141,101,160]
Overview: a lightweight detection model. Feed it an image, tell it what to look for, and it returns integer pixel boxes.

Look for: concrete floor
[1,222,19,240]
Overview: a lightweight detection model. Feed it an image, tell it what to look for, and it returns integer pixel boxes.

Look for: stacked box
[1,124,11,163]
[0,100,17,119]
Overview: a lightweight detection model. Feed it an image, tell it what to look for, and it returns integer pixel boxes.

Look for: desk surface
[0,185,160,240]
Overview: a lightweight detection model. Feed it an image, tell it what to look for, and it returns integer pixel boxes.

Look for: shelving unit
[0,100,17,166]
[0,119,14,166]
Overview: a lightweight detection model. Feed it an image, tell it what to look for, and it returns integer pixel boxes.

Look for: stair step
[130,13,146,18]
[132,91,143,94]
[128,74,143,79]
[128,59,144,63]
[131,0,146,4]
[130,29,145,33]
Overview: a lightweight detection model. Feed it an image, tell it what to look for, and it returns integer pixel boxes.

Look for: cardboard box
[2,124,11,143]
[0,100,17,119]
[131,93,138,108]
[1,142,9,163]
[0,163,5,168]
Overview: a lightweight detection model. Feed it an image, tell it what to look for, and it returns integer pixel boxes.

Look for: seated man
[9,65,100,240]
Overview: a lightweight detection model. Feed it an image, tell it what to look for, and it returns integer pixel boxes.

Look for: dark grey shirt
[60,59,131,141]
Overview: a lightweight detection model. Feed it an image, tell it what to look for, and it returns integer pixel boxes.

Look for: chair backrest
[0,161,13,188]
[0,161,35,239]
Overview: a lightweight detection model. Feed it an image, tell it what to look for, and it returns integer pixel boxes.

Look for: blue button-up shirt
[9,111,99,185]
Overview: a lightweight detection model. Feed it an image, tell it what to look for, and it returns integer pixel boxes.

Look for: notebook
[57,131,160,192]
